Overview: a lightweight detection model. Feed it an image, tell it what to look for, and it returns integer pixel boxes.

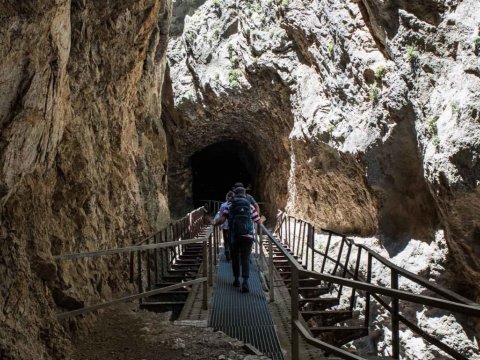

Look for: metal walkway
[209,251,284,360]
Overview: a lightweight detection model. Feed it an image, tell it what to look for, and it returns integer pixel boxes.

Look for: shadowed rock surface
[0,0,479,359]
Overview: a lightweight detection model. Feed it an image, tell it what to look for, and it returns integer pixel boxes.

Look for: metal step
[162,274,196,281]
[299,297,339,310]
[148,290,190,302]
[298,286,331,297]
[285,278,326,287]
[301,310,353,325]
[179,254,203,260]
[310,326,368,347]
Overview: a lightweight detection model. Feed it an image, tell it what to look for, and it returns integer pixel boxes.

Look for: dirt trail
[71,303,268,360]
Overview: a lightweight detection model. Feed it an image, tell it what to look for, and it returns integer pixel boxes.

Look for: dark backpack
[229,197,254,238]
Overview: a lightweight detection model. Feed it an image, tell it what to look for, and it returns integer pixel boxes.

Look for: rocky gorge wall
[165,0,480,296]
[0,1,172,358]
[163,0,480,356]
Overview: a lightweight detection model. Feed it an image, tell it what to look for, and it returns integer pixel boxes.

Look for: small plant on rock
[230,55,239,68]
[473,36,480,46]
[368,86,379,102]
[228,69,241,88]
[427,116,438,136]
[374,65,386,81]
[327,123,335,134]
[451,101,460,113]
[432,136,440,147]
[327,41,335,55]
[405,45,418,63]
[281,0,289,7]
[213,0,220,8]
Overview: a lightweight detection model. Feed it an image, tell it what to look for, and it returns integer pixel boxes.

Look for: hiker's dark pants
[222,229,230,256]
[231,237,253,281]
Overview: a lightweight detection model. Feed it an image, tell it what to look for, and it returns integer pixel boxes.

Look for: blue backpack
[229,197,254,240]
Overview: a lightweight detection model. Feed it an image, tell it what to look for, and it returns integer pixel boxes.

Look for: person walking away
[214,187,263,293]
[214,191,234,261]
[232,182,260,215]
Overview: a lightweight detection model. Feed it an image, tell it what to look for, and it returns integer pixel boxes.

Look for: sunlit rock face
[165,0,480,297]
[0,1,172,358]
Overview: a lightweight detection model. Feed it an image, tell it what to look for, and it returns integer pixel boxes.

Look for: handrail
[258,213,480,360]
[293,320,364,360]
[299,269,480,316]
[55,207,214,317]
[343,237,473,305]
[276,210,472,305]
[54,237,208,261]
[260,224,303,271]
[57,278,206,319]
[260,223,480,315]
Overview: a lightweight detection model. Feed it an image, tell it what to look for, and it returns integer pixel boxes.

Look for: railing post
[310,225,315,271]
[259,224,264,261]
[332,236,345,276]
[146,237,152,291]
[255,223,259,256]
[350,246,362,312]
[365,252,372,329]
[293,218,297,255]
[153,235,159,286]
[203,240,208,310]
[208,233,213,287]
[137,250,143,304]
[392,269,400,359]
[300,221,306,267]
[291,266,300,360]
[305,224,310,271]
[213,226,218,266]
[269,228,275,303]
[320,232,331,273]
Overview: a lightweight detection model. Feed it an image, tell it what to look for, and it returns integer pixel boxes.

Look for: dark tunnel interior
[190,140,260,206]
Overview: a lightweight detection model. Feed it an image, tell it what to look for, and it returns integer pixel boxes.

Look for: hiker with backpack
[213,191,234,261]
[213,186,264,293]
[232,182,260,215]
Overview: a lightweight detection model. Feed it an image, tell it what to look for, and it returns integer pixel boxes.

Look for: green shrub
[368,86,379,102]
[427,116,437,136]
[228,69,241,88]
[327,41,334,55]
[230,55,239,68]
[213,0,220,8]
[281,0,289,7]
[405,45,417,62]
[473,36,480,46]
[374,65,386,80]
[327,123,335,134]
[432,136,440,147]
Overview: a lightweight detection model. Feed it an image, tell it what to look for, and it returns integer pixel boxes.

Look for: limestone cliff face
[0,1,172,358]
[165,0,480,299]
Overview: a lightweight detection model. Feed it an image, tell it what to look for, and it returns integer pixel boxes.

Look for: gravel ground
[71,302,271,360]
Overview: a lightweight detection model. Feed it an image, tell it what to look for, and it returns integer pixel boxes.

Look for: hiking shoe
[233,278,240,287]
[241,281,249,293]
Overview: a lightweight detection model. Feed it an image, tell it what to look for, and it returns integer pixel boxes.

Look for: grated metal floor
[209,251,284,360]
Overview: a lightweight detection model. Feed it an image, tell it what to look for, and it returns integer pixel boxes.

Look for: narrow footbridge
[54,203,480,359]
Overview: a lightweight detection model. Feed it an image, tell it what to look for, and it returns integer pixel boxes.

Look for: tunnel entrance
[190,140,259,206]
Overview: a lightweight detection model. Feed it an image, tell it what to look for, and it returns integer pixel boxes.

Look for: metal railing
[54,207,215,319]
[259,210,480,360]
